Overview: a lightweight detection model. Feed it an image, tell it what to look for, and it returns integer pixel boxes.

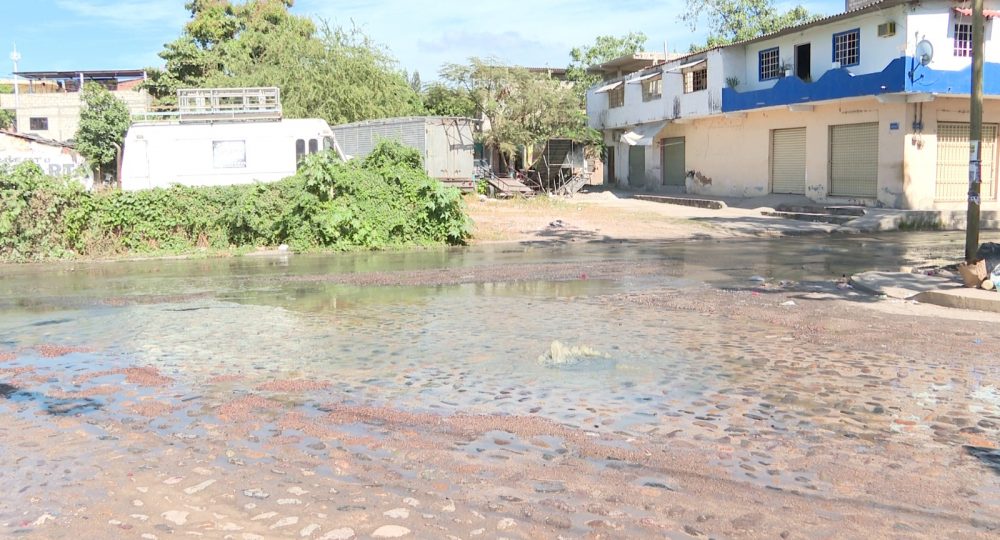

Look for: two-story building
[0,70,152,142]
[587,0,1000,210]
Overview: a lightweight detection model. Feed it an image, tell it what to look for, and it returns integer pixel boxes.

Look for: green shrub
[0,141,471,262]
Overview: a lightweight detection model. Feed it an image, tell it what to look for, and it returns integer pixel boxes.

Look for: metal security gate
[661,137,685,186]
[829,123,878,198]
[770,128,806,194]
[628,146,646,187]
[935,122,997,202]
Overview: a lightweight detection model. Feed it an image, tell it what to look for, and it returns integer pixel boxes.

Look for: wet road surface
[1,233,999,539]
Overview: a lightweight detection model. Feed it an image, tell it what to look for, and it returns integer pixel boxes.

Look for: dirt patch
[257,379,331,392]
[49,385,119,399]
[0,353,15,363]
[207,374,246,384]
[127,400,178,418]
[73,366,173,387]
[216,394,283,422]
[34,345,94,358]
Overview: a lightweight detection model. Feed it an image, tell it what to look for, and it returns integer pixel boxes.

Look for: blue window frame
[832,29,860,67]
[758,47,781,81]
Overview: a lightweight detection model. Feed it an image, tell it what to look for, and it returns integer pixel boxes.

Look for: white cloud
[54,0,187,29]
[296,0,845,79]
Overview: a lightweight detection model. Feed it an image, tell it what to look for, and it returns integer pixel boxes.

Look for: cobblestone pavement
[1,238,999,539]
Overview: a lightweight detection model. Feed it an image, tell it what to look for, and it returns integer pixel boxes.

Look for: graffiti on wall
[0,134,93,187]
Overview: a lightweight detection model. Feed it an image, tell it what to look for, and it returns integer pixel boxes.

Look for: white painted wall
[736,5,908,93]
[0,133,93,189]
[907,1,1000,72]
[120,118,335,190]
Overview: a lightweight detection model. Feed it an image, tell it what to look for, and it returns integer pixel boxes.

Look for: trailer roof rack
[133,87,283,124]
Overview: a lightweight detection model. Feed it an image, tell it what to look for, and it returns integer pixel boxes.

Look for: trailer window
[308,139,318,154]
[296,139,306,167]
[324,137,335,151]
[212,140,246,169]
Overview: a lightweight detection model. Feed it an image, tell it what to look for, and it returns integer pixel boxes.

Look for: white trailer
[120,118,337,191]
[120,87,343,191]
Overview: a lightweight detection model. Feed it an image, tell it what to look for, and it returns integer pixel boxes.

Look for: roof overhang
[14,69,147,81]
[594,81,624,94]
[621,121,668,146]
[627,71,663,84]
[954,7,1000,18]
[665,59,708,73]
[587,52,671,75]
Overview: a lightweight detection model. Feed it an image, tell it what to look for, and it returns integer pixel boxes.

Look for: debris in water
[538,341,612,369]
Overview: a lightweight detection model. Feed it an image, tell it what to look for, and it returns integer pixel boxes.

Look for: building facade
[587,0,1000,210]
[0,70,152,142]
[0,130,93,189]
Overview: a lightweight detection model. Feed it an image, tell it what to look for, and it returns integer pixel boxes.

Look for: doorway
[795,43,811,80]
[628,146,646,188]
[661,137,686,187]
[605,145,615,184]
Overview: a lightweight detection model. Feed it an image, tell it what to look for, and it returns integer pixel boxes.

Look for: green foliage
[0,84,13,94]
[475,178,489,196]
[0,109,14,130]
[143,1,421,123]
[681,0,821,50]
[566,33,647,96]
[0,141,471,262]
[75,83,131,175]
[440,58,595,163]
[422,83,477,118]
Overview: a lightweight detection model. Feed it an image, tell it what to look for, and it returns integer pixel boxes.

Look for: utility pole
[966,0,985,263]
[9,42,20,110]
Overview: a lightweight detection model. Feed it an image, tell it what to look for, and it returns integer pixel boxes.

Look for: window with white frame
[955,23,972,57]
[832,29,860,67]
[642,76,662,101]
[759,47,780,80]
[684,68,708,93]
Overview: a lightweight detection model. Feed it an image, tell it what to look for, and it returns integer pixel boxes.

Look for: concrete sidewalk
[606,188,1000,233]
[851,270,1000,313]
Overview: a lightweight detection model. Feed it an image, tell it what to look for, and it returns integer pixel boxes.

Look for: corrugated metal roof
[682,0,912,57]
[0,130,75,149]
[331,116,477,130]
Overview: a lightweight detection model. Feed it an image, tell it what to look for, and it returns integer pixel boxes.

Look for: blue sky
[3,0,845,80]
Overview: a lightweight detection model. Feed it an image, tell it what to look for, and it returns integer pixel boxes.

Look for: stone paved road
[1,238,999,539]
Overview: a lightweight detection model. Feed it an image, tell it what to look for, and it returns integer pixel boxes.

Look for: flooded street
[1,233,999,539]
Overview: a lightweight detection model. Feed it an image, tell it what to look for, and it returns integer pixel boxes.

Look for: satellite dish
[915,39,934,66]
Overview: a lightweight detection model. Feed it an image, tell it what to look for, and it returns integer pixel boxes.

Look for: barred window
[685,69,708,93]
[608,84,625,108]
[642,76,662,101]
[955,23,972,57]
[759,47,780,80]
[833,29,860,67]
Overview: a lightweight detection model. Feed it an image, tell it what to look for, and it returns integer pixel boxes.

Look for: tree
[422,83,476,118]
[566,33,647,95]
[409,71,422,94]
[0,110,14,130]
[440,58,595,169]
[75,83,131,182]
[143,0,421,123]
[681,0,820,50]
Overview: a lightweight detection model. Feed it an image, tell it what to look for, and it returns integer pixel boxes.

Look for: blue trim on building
[759,47,780,81]
[722,57,906,113]
[832,28,861,68]
[906,59,1000,94]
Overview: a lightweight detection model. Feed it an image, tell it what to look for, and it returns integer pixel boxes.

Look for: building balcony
[721,57,907,113]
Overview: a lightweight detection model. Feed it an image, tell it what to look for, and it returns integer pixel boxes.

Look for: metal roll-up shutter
[771,127,806,194]
[829,122,878,198]
[935,122,998,202]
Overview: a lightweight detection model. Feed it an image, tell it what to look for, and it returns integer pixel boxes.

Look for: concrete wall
[659,97,907,206]
[0,90,151,142]
[0,133,93,189]
[902,96,1000,211]
[735,5,908,92]
[907,1,1000,72]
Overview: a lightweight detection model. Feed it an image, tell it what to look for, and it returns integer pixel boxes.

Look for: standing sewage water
[1,232,999,539]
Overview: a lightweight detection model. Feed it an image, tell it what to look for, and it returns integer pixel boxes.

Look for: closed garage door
[628,146,646,187]
[771,128,806,194]
[829,123,878,198]
[935,122,997,202]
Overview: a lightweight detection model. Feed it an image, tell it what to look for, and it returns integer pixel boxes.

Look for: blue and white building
[587,0,1000,210]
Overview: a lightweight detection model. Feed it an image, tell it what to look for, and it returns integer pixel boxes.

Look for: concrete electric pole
[966,0,985,263]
